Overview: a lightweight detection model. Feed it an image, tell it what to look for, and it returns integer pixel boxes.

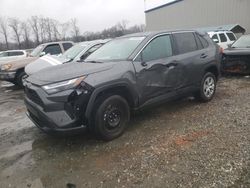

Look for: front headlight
[42,76,86,94]
[1,64,12,71]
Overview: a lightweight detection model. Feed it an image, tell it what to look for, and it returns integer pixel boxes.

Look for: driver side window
[141,35,173,62]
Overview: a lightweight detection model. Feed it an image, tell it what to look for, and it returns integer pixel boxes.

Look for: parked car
[25,40,109,76]
[0,50,27,64]
[24,30,221,141]
[208,31,237,49]
[222,34,250,74]
[0,41,74,86]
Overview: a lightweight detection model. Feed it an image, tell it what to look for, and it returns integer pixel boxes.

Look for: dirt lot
[0,77,250,188]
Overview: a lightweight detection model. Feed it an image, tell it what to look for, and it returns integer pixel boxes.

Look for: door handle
[200,53,208,59]
[166,61,178,68]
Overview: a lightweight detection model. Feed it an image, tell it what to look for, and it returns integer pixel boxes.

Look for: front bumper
[24,82,92,135]
[0,71,16,82]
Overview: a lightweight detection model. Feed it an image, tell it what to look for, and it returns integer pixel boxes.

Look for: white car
[0,50,27,64]
[208,31,237,49]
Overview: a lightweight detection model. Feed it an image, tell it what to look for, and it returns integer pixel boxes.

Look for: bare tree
[39,16,47,43]
[60,21,70,40]
[70,18,80,42]
[45,18,52,42]
[21,22,30,48]
[0,17,9,49]
[29,16,40,45]
[9,18,22,48]
[117,20,129,34]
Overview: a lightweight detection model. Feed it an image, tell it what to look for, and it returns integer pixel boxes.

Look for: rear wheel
[92,95,130,141]
[195,72,216,102]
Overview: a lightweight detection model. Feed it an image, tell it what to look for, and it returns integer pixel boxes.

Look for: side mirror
[213,39,219,43]
[39,52,46,57]
[228,44,232,48]
[140,52,148,67]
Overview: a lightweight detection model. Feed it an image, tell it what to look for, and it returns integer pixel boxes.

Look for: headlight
[42,76,86,94]
[1,64,12,71]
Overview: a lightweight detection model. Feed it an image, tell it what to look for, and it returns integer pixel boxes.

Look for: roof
[198,24,246,34]
[77,39,111,46]
[119,29,206,38]
[40,41,74,46]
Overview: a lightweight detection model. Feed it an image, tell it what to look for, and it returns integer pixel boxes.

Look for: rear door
[172,32,206,91]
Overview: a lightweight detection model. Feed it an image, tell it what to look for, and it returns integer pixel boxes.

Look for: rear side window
[62,43,73,51]
[142,35,173,62]
[198,35,209,48]
[8,51,24,56]
[226,33,236,41]
[219,33,227,42]
[43,44,62,55]
[174,32,197,54]
[194,34,203,50]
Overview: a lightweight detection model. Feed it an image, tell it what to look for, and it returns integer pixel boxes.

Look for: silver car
[25,39,110,75]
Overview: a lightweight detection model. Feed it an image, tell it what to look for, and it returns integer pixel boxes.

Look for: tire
[92,95,130,141]
[16,71,26,88]
[195,72,216,102]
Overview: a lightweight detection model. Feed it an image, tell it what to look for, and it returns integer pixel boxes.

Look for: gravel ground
[0,76,249,188]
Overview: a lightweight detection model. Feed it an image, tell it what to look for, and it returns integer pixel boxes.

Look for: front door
[133,34,180,105]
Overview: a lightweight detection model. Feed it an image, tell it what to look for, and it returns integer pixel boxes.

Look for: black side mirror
[140,52,148,67]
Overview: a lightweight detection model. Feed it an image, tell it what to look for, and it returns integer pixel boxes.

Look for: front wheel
[195,72,216,102]
[92,95,130,141]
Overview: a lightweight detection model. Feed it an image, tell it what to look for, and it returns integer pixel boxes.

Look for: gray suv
[24,30,221,141]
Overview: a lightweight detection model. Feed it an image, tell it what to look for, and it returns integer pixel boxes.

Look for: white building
[145,0,250,34]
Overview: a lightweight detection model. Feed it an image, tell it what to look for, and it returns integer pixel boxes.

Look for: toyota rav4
[24,30,221,141]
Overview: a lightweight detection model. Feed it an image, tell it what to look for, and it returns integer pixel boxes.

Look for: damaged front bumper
[24,82,93,135]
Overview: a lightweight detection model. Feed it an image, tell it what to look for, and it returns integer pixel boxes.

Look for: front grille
[25,87,43,107]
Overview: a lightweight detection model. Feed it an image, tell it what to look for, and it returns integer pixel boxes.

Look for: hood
[223,48,250,56]
[2,57,38,70]
[25,55,68,75]
[27,61,115,86]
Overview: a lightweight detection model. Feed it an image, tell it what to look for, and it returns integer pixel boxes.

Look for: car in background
[208,31,237,49]
[25,39,109,76]
[0,50,27,64]
[0,41,74,87]
[222,34,250,74]
[24,30,221,141]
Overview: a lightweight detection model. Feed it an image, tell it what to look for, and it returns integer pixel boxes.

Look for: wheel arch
[85,82,138,121]
[204,65,220,81]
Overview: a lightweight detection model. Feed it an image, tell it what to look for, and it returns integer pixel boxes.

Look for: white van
[208,31,237,49]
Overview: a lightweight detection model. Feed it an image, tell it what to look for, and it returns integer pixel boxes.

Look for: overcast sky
[0,0,146,32]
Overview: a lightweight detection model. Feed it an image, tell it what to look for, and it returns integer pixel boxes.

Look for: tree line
[0,16,145,51]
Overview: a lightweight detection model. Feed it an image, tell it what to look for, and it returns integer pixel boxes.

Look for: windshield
[61,43,87,60]
[30,45,44,57]
[86,37,145,61]
[232,35,250,48]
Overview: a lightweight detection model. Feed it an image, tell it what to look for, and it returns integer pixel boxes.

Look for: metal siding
[146,0,250,34]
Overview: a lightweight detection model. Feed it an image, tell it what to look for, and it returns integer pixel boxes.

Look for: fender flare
[85,81,138,120]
